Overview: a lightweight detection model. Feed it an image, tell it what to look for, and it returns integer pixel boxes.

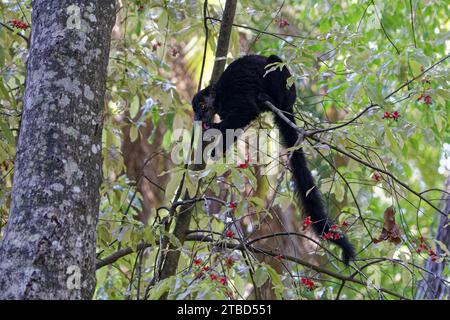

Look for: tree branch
[157,0,238,294]
[0,21,30,46]
[97,234,407,299]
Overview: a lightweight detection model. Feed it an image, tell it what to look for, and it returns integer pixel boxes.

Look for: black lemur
[192,55,355,264]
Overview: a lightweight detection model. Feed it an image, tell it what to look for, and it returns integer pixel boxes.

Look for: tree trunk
[0,0,115,299]
[416,176,450,299]
[158,0,237,296]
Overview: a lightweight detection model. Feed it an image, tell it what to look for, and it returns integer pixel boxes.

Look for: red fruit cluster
[382,111,400,121]
[322,224,343,240]
[417,94,432,105]
[372,171,382,182]
[416,243,427,253]
[192,258,232,285]
[225,257,235,268]
[428,249,439,262]
[228,201,237,209]
[206,272,228,285]
[170,47,179,57]
[341,220,349,228]
[9,19,29,30]
[219,276,227,285]
[193,258,202,266]
[416,237,439,262]
[300,277,315,290]
[303,216,312,230]
[237,162,249,169]
[277,18,289,28]
[226,230,234,238]
[274,254,283,261]
[151,40,161,52]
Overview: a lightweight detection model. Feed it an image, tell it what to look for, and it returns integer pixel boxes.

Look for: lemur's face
[192,86,215,128]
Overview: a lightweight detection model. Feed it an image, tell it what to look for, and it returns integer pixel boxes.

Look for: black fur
[192,55,355,264]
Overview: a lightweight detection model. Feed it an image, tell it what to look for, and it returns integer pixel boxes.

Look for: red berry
[300,277,315,290]
[278,18,289,28]
[342,221,349,227]
[170,47,179,57]
[225,257,235,268]
[210,274,217,280]
[201,265,210,271]
[275,254,283,261]
[226,230,234,238]
[322,231,333,240]
[382,111,391,119]
[219,276,227,285]
[331,224,338,231]
[424,95,432,105]
[9,19,29,30]
[372,171,382,182]
[193,258,202,266]
[238,162,249,169]
[228,201,237,209]
[392,111,400,120]
[303,216,312,230]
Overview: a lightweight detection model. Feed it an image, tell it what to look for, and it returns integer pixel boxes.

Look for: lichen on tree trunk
[0,0,116,299]
[416,176,450,299]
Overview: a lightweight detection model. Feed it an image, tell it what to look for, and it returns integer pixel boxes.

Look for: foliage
[0,0,449,300]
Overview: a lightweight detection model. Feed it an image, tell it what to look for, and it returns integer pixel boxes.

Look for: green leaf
[435,240,450,256]
[129,126,139,142]
[254,265,269,288]
[130,95,140,118]
[148,276,175,300]
[266,264,283,299]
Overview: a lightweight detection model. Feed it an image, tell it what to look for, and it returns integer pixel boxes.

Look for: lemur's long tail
[273,112,355,264]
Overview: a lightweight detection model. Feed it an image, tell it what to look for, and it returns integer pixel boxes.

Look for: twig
[264,100,446,216]
[0,21,30,45]
[371,0,400,55]
[96,234,407,299]
[409,0,417,48]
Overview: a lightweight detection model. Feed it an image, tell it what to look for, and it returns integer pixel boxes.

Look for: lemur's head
[192,85,215,128]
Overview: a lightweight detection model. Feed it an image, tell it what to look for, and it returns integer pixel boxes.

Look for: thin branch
[409,0,417,48]
[0,21,30,45]
[371,0,400,55]
[157,0,238,291]
[264,100,446,216]
[96,235,407,299]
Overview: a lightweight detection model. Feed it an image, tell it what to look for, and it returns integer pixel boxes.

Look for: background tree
[0,0,115,299]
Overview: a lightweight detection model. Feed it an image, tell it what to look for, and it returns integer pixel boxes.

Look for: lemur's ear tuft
[267,55,283,64]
